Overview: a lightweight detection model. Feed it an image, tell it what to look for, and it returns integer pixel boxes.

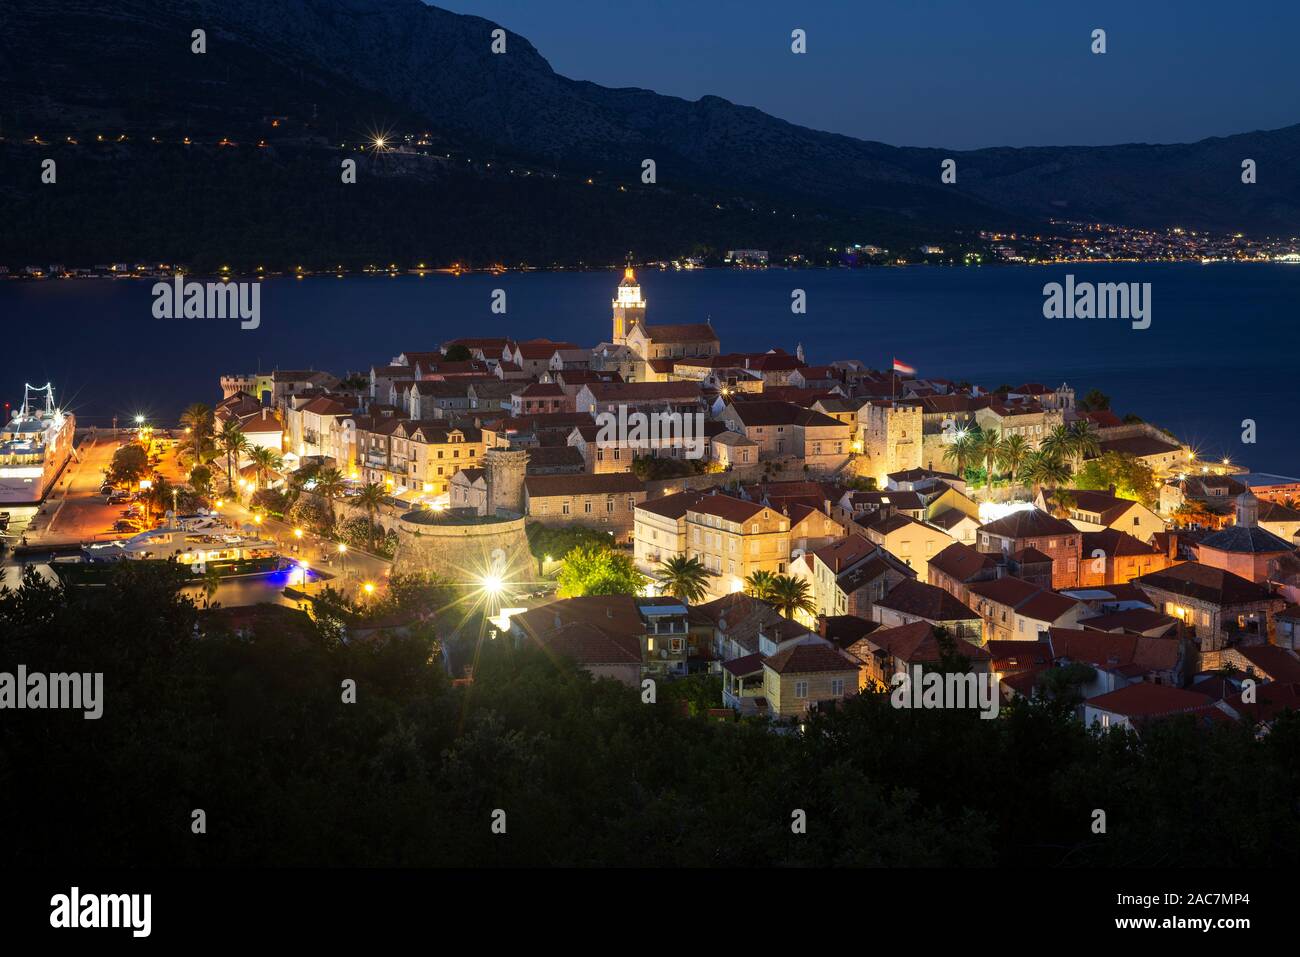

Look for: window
[795,680,809,698]
[584,501,592,514]
[831,678,845,696]
[562,502,570,515]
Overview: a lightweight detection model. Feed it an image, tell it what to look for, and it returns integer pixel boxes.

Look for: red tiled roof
[764,642,860,675]
[1087,683,1214,718]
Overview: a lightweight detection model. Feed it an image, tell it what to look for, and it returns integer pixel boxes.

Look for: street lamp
[362,581,376,598]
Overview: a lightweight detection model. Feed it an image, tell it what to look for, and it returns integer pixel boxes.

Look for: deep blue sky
[439,0,1299,150]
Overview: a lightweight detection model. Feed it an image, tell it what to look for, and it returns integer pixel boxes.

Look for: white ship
[82,513,281,573]
[0,383,76,505]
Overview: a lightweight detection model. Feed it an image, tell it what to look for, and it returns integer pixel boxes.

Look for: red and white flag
[892,358,916,376]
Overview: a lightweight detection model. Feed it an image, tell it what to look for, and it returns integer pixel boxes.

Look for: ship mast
[21,382,56,418]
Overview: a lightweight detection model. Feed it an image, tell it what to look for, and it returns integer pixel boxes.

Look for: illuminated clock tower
[611,265,646,345]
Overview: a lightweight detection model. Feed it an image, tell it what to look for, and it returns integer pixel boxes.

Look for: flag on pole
[892,358,916,376]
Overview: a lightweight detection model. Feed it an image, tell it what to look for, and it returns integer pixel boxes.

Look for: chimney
[1107,484,1116,496]
[816,614,828,637]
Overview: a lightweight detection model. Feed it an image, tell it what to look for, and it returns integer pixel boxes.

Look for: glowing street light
[293,528,304,539]
[362,582,376,597]
[481,574,503,596]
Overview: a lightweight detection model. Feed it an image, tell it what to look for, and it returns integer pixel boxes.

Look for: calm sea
[1,263,1296,474]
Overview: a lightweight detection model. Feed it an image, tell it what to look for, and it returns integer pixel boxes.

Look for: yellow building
[686,495,791,599]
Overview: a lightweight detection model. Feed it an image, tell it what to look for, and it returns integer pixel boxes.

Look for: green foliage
[188,464,214,497]
[250,487,289,517]
[658,673,724,716]
[555,544,647,598]
[1078,389,1111,413]
[632,455,695,480]
[525,522,613,564]
[442,344,473,362]
[1075,451,1158,507]
[335,516,397,558]
[287,496,332,534]
[107,443,149,485]
[4,564,1300,867]
[657,555,710,604]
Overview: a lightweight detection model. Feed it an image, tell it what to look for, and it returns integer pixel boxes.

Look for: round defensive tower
[390,507,531,585]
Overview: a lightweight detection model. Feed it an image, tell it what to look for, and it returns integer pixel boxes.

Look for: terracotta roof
[640,322,719,344]
[979,508,1077,539]
[1197,523,1294,555]
[929,542,1000,582]
[687,494,768,524]
[583,381,703,402]
[1234,645,1300,683]
[525,473,644,497]
[1087,683,1214,718]
[1097,435,1182,458]
[1080,528,1160,558]
[861,621,990,665]
[876,579,979,622]
[1080,608,1179,634]
[764,642,860,675]
[1226,682,1300,722]
[1044,487,1141,524]
[722,653,765,677]
[299,396,352,416]
[1047,628,1180,673]
[637,489,709,520]
[539,621,642,665]
[818,615,881,649]
[1135,562,1277,606]
[238,410,283,433]
[985,639,1053,672]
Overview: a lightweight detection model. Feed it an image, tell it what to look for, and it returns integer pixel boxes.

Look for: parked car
[99,483,117,495]
[112,519,143,532]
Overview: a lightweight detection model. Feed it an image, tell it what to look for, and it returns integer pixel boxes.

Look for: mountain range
[2,0,1297,267]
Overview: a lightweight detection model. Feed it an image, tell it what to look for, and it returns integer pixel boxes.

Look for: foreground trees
[2,565,1299,867]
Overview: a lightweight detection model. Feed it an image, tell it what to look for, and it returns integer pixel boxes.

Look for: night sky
[440,0,1300,150]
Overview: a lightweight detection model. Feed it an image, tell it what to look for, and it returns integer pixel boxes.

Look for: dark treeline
[2,564,1298,867]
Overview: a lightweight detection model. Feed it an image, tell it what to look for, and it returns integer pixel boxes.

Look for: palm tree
[657,554,710,604]
[744,569,779,602]
[247,446,283,491]
[998,434,1030,497]
[1040,424,1074,467]
[180,402,214,466]
[143,475,172,527]
[1023,451,1071,500]
[1068,419,1101,474]
[769,574,816,620]
[943,430,978,479]
[353,482,388,553]
[201,563,222,608]
[313,467,347,530]
[973,428,1003,498]
[217,420,249,492]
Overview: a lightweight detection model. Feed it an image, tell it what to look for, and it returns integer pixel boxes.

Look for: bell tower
[611,260,645,345]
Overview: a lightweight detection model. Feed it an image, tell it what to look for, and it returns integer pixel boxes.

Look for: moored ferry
[0,383,76,505]
[80,513,282,576]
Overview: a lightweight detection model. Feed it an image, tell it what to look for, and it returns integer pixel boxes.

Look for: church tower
[611,265,646,345]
